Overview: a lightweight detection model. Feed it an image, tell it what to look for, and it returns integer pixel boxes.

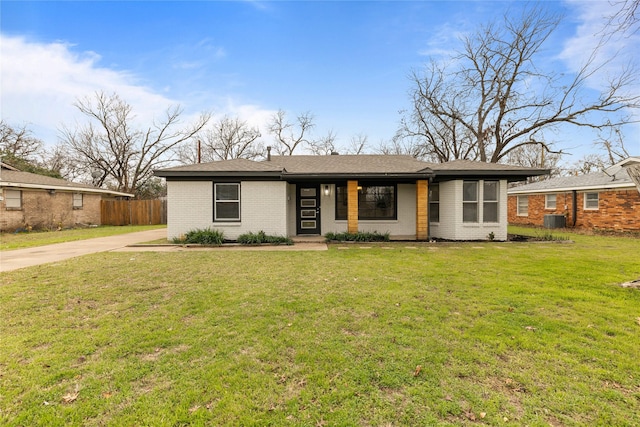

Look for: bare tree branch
[60,91,210,195]
[267,109,315,155]
[398,5,639,164]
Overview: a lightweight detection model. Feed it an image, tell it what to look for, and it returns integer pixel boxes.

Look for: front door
[296,185,321,235]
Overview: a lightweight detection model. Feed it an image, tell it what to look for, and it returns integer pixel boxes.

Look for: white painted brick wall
[430,179,507,241]
[167,180,288,240]
[167,181,213,240]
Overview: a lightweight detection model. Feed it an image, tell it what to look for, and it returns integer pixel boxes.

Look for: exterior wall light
[324,184,330,196]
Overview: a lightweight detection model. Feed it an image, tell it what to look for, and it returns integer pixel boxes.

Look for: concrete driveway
[0,229,328,273]
[0,228,167,273]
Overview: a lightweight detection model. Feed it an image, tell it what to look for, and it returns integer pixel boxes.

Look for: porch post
[347,180,359,233]
[416,179,429,240]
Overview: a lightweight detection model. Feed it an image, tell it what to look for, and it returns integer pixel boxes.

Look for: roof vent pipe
[266,146,271,161]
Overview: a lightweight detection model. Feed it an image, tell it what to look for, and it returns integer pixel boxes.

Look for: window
[214,183,240,221]
[545,194,556,209]
[483,181,499,223]
[462,181,478,222]
[4,189,22,209]
[335,184,396,220]
[517,196,528,216]
[584,192,599,210]
[429,183,440,223]
[73,193,83,209]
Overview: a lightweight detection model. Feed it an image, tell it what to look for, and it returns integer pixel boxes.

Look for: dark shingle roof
[154,155,548,181]
[268,155,432,175]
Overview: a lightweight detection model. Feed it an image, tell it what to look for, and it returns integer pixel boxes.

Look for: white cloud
[0,34,274,149]
[560,1,640,153]
[0,34,178,144]
[560,1,639,91]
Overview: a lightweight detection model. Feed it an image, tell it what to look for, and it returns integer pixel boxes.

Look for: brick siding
[1,189,101,232]
[507,188,640,231]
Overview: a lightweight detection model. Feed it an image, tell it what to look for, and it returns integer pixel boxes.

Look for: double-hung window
[462,181,478,222]
[517,196,528,216]
[4,189,22,209]
[214,183,240,221]
[545,194,556,209]
[73,193,83,209]
[429,183,440,223]
[584,192,599,210]
[483,181,499,222]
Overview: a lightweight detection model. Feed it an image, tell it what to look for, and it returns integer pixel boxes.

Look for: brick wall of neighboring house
[508,188,640,232]
[0,189,101,231]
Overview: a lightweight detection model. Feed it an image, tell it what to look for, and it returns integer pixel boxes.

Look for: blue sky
[1,1,638,162]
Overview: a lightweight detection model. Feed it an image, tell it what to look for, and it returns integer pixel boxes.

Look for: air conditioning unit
[543,214,566,229]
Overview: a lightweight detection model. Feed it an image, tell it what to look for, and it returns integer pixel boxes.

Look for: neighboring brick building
[507,158,640,232]
[0,162,133,232]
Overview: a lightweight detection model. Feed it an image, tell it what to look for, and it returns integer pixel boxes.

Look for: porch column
[416,179,429,240]
[347,180,359,233]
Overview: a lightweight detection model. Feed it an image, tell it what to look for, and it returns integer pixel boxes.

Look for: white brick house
[155,155,547,241]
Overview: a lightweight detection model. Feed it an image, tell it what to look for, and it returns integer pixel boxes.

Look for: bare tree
[502,144,562,178]
[0,120,43,161]
[178,116,262,163]
[399,6,639,163]
[60,91,210,195]
[564,153,610,176]
[377,135,431,159]
[267,109,315,155]
[606,0,639,35]
[345,133,369,155]
[308,130,338,155]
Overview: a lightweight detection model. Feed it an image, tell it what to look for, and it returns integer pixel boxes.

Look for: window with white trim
[483,181,499,222]
[462,181,478,223]
[214,183,240,221]
[73,193,83,209]
[545,194,556,209]
[517,196,528,216]
[5,189,22,209]
[429,183,440,223]
[584,192,599,210]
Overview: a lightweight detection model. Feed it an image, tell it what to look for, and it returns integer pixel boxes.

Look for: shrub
[535,229,569,241]
[237,231,293,245]
[325,231,390,242]
[174,228,225,246]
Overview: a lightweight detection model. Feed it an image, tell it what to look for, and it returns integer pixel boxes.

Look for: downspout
[572,190,577,227]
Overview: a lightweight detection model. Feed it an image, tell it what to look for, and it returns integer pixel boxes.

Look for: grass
[0,225,166,251]
[1,230,639,426]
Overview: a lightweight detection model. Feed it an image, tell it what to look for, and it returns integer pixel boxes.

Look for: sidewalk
[0,228,167,273]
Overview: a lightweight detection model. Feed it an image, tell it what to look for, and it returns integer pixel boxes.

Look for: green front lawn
[1,231,639,426]
[0,225,166,251]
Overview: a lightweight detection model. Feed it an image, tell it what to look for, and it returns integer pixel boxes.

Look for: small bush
[237,231,293,245]
[174,228,225,246]
[325,231,390,242]
[535,229,569,241]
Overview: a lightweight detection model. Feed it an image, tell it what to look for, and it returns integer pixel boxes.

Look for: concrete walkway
[0,228,167,273]
[0,229,328,273]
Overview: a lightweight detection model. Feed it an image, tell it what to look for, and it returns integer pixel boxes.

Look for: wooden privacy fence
[101,199,167,226]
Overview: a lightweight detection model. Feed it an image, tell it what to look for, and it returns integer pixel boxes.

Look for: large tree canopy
[60,91,210,195]
[397,6,639,164]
